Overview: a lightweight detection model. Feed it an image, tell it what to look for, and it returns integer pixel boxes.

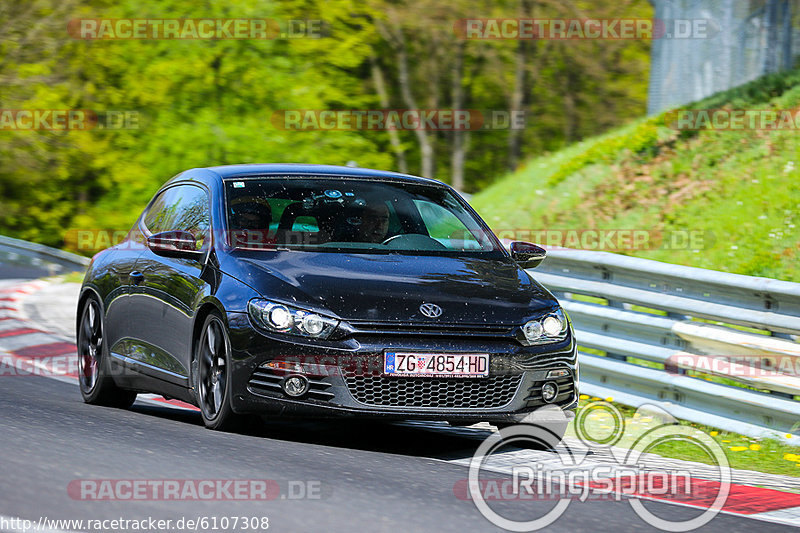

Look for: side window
[143,190,174,234]
[144,185,211,247]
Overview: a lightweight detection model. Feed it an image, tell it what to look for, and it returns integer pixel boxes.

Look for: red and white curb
[402,400,800,524]
[445,443,800,527]
[0,280,198,413]
[3,280,800,528]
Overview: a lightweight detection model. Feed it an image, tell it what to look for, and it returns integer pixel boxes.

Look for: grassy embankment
[473,70,800,477]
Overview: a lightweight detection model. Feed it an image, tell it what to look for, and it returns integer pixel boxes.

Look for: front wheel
[192,313,248,431]
[77,296,137,408]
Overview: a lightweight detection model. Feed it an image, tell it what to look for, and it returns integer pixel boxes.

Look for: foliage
[472,68,800,281]
[0,0,652,250]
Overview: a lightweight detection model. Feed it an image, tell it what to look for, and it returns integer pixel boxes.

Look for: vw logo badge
[419,303,443,318]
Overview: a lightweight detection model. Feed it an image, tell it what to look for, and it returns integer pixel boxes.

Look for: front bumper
[225,312,579,422]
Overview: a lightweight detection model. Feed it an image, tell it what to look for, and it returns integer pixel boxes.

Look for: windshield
[224,177,499,254]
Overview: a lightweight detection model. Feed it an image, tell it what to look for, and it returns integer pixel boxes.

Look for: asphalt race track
[0,263,795,532]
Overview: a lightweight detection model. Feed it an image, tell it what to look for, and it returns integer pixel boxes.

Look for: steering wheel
[380,234,448,250]
[380,234,405,246]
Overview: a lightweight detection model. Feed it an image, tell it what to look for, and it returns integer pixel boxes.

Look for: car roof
[201,164,447,187]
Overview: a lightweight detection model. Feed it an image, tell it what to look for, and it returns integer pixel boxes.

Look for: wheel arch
[76,286,103,338]
[191,297,228,363]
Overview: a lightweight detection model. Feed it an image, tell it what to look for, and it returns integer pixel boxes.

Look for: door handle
[130,271,144,285]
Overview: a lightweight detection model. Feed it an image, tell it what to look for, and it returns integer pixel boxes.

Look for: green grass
[473,70,800,476]
[569,397,800,479]
[624,356,664,370]
[472,69,800,282]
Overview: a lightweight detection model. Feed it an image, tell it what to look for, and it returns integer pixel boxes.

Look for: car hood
[225,250,558,325]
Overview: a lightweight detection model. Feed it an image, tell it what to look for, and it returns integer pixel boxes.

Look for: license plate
[384,352,489,377]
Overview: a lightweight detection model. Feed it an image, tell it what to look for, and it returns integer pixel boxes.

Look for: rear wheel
[193,313,248,431]
[77,296,137,408]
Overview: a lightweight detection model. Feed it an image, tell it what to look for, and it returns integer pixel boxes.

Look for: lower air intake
[344,373,522,409]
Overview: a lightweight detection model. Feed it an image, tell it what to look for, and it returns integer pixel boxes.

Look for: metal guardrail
[528,248,800,442]
[0,235,89,275]
[3,233,798,440]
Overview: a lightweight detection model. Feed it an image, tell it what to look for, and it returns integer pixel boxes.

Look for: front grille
[248,367,335,402]
[344,373,522,409]
[348,322,514,338]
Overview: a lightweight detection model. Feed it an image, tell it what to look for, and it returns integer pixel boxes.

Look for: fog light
[267,305,292,330]
[541,381,559,403]
[283,375,309,397]
[542,315,563,336]
[523,320,543,342]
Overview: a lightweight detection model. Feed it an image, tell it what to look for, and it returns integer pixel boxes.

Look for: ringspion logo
[466,403,731,531]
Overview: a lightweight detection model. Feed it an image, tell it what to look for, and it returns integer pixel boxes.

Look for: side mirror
[147,230,203,259]
[509,241,546,269]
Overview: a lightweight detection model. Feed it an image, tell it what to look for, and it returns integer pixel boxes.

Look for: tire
[77,296,137,408]
[192,312,247,431]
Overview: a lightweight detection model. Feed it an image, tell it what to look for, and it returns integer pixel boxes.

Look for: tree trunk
[763,0,781,74]
[451,41,466,190]
[507,0,534,171]
[390,26,435,177]
[370,56,408,174]
[562,64,579,143]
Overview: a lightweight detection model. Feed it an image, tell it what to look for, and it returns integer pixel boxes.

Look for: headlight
[267,305,292,330]
[521,308,568,345]
[522,320,543,342]
[248,299,339,339]
[542,316,563,336]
